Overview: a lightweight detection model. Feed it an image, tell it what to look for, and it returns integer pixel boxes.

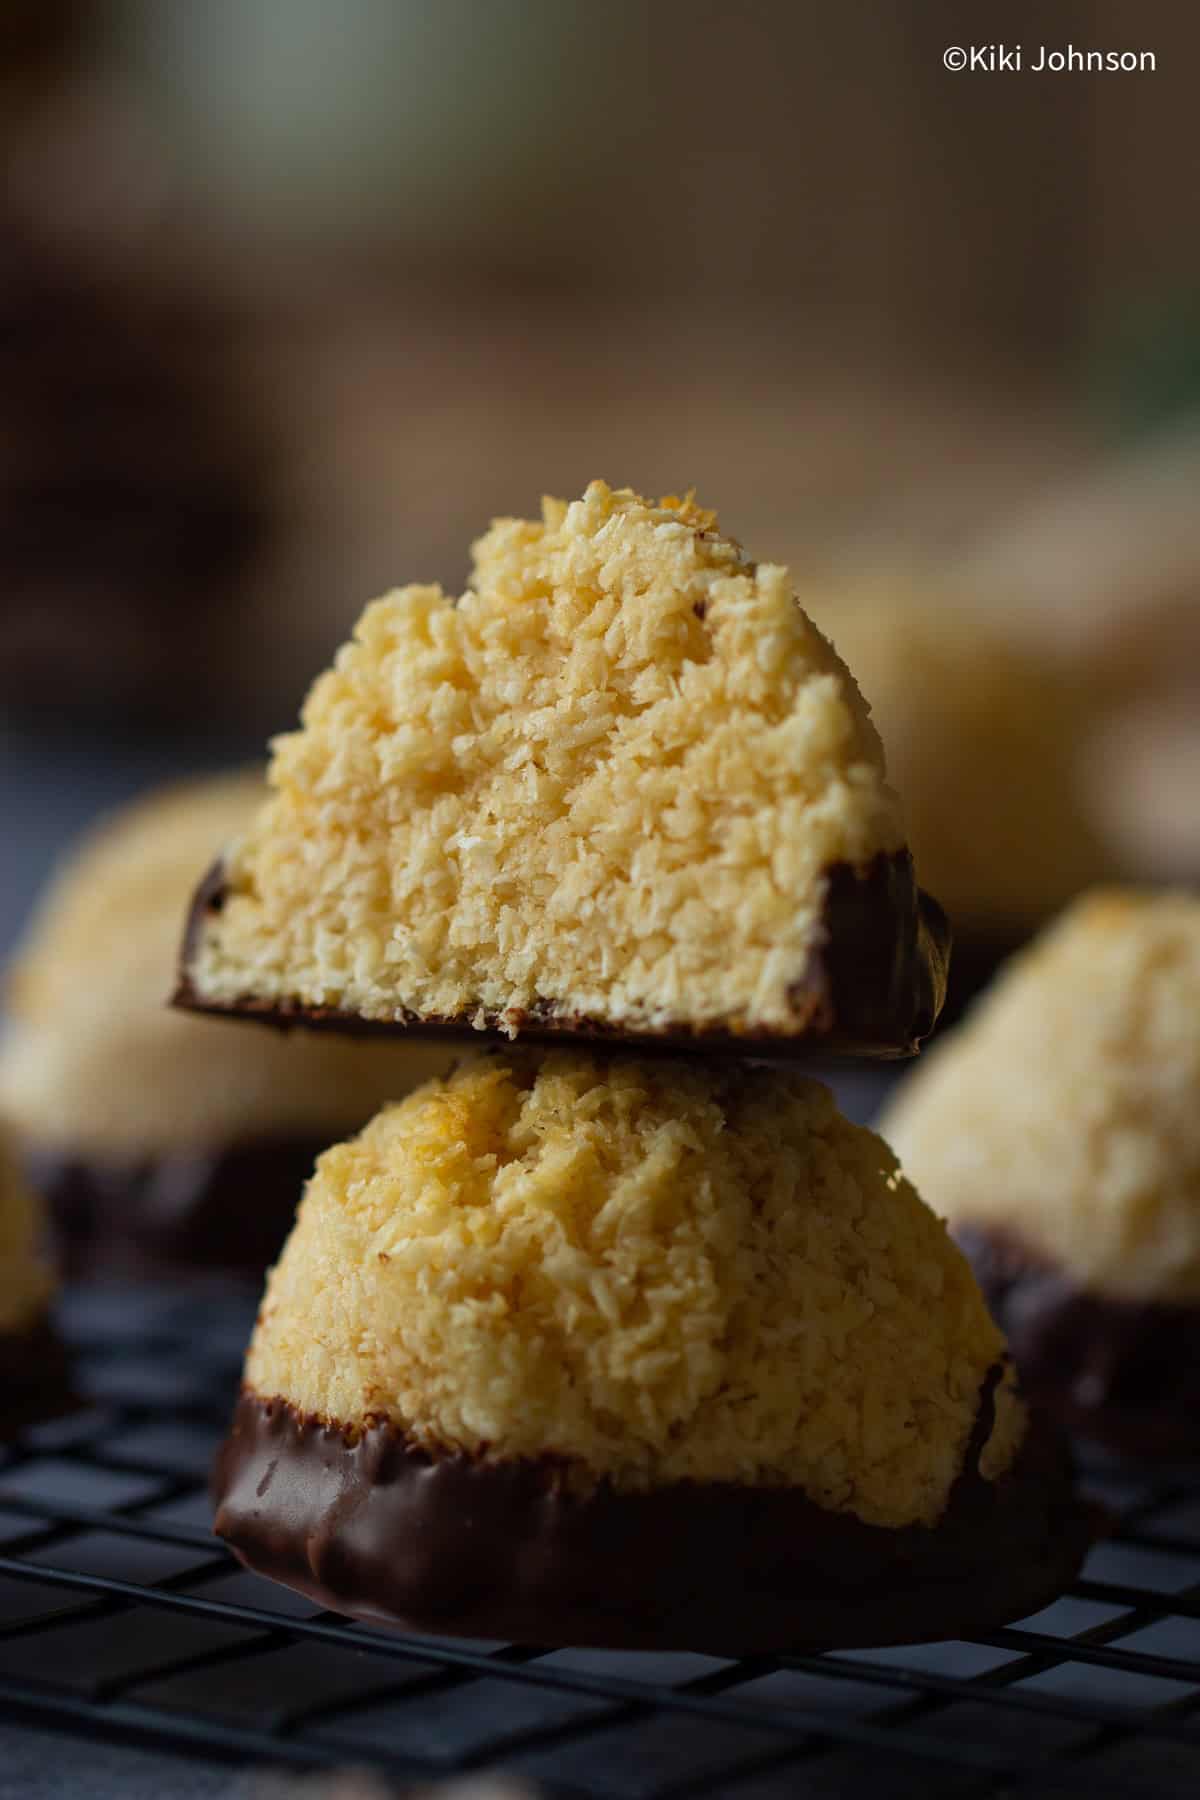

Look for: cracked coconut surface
[0,1123,53,1333]
[883,888,1200,1302]
[186,482,906,1037]
[0,773,453,1157]
[245,1054,1023,1530]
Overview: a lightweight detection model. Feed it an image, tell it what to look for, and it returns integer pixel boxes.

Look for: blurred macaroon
[808,586,1113,1008]
[881,888,1200,1456]
[0,772,455,1279]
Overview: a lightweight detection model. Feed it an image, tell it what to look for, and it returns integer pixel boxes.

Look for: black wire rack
[0,1283,1198,1799]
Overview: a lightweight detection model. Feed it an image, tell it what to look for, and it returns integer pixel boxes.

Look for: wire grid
[0,1285,1196,1799]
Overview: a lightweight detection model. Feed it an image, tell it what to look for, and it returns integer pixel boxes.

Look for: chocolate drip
[212,1380,1090,1653]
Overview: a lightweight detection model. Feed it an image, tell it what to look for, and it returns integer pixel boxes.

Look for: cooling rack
[0,1283,1197,1799]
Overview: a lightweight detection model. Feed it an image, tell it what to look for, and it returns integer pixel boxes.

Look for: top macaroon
[177,483,947,1056]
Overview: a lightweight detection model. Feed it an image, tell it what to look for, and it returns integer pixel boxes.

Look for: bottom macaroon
[212,1053,1091,1650]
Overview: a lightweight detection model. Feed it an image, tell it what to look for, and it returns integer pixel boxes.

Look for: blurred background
[3,0,1200,959]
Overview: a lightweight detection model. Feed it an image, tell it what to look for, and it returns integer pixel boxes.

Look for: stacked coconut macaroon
[177,482,1090,1651]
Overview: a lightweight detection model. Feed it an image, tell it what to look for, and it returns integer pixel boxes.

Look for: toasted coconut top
[247,1053,1021,1529]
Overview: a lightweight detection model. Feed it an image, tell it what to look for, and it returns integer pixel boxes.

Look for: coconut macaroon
[178,483,948,1058]
[881,888,1200,1455]
[0,1121,71,1436]
[807,588,1108,963]
[214,1054,1088,1650]
[0,773,453,1278]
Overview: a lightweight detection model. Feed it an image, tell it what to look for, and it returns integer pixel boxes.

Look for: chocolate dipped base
[213,1384,1091,1652]
[0,1313,75,1439]
[177,851,951,1062]
[957,1227,1200,1460]
[26,1137,328,1282]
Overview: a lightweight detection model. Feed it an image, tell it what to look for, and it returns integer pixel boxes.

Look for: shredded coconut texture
[188,482,905,1036]
[882,888,1200,1301]
[0,774,453,1157]
[808,588,1107,930]
[0,1124,53,1334]
[246,1054,1022,1529]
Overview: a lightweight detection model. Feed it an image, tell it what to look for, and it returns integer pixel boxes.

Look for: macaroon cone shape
[177,483,948,1058]
[881,887,1200,1455]
[882,888,1200,1306]
[213,1054,1090,1650]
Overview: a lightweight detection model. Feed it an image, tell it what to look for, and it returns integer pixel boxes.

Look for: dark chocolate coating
[957,1226,1200,1460]
[26,1138,327,1282]
[212,1379,1091,1652]
[177,851,951,1062]
[0,1312,75,1439]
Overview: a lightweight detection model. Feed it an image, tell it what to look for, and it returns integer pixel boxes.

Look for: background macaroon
[880,887,1200,1456]
[0,772,455,1279]
[805,585,1113,1015]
